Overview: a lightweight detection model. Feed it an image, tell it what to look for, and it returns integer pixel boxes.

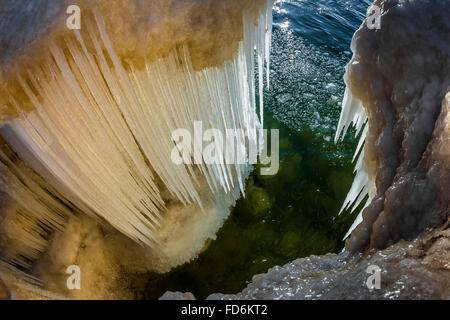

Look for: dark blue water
[144,0,372,299]
[268,0,371,138]
[274,0,370,50]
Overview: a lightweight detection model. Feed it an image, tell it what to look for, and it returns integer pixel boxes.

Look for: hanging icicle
[0,1,275,255]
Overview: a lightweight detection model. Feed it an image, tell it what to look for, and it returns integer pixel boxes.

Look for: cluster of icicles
[0,3,274,248]
[335,85,375,239]
[0,0,371,261]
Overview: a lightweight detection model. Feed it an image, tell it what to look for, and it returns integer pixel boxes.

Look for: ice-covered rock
[166,0,450,300]
[159,291,195,301]
[336,0,450,252]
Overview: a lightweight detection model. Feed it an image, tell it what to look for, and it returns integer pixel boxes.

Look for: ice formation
[0,0,275,277]
[336,0,449,251]
[335,87,375,240]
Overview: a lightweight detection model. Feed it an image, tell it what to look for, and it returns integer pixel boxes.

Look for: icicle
[335,88,367,143]
[265,0,274,90]
[0,2,275,252]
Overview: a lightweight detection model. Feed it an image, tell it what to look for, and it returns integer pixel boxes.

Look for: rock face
[344,0,450,252]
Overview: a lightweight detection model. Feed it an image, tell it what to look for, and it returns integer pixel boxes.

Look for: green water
[143,113,364,299]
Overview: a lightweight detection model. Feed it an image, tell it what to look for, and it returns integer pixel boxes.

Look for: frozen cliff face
[0,0,275,276]
[337,0,450,252]
[206,223,449,300]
